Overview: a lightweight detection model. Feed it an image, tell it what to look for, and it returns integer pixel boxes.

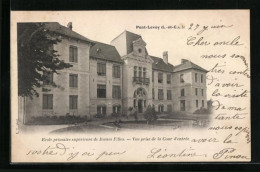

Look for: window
[133,99,136,108]
[69,74,78,88]
[134,66,137,77]
[113,105,121,113]
[69,46,78,62]
[138,67,142,77]
[112,85,121,99]
[167,90,172,100]
[202,100,205,107]
[201,74,204,83]
[97,84,106,98]
[158,89,164,100]
[138,48,142,53]
[43,71,53,85]
[43,94,53,109]
[97,105,106,115]
[158,105,164,112]
[195,73,198,82]
[69,95,78,109]
[152,88,155,99]
[167,104,172,113]
[97,62,106,76]
[195,88,198,96]
[181,88,185,97]
[180,100,185,111]
[152,71,154,82]
[196,100,199,108]
[113,65,120,78]
[201,89,204,96]
[167,74,171,84]
[143,68,146,78]
[158,72,163,83]
[180,74,184,83]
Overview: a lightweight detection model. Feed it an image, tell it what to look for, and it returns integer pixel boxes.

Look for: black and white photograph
[11,10,250,162]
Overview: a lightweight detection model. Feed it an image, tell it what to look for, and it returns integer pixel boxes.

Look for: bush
[94,113,106,118]
[27,115,88,125]
[193,108,210,114]
[143,105,158,124]
[111,112,121,117]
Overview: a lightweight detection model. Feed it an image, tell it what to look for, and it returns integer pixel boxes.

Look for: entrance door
[138,99,143,113]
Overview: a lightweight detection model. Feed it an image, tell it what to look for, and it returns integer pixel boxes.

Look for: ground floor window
[196,100,199,108]
[180,100,185,111]
[43,94,53,109]
[167,104,172,112]
[113,105,121,113]
[97,105,106,115]
[158,105,164,112]
[202,100,205,108]
[69,95,78,109]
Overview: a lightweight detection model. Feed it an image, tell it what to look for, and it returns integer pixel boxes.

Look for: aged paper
[11,10,250,162]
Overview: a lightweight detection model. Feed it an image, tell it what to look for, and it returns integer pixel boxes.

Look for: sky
[11,10,249,68]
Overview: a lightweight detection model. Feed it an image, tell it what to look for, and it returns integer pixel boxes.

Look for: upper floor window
[143,68,146,78]
[43,71,53,85]
[195,73,198,82]
[152,71,154,82]
[167,74,171,84]
[69,46,78,63]
[181,88,185,97]
[180,74,184,83]
[201,74,204,83]
[97,84,106,98]
[138,48,142,53]
[152,88,155,99]
[201,89,204,96]
[195,88,198,96]
[158,72,163,83]
[158,89,164,100]
[113,64,120,78]
[138,67,142,77]
[112,85,121,99]
[97,62,106,76]
[69,95,78,109]
[134,66,137,77]
[69,74,78,88]
[43,94,53,109]
[167,90,172,100]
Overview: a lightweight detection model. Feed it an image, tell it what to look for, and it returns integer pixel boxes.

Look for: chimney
[67,22,72,30]
[163,51,168,64]
[181,59,189,64]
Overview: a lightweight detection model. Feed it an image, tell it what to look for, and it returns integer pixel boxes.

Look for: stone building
[18,23,208,124]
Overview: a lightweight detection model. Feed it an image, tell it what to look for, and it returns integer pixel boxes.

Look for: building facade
[18,23,208,124]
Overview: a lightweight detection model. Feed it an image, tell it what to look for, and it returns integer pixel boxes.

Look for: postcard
[11,10,250,162]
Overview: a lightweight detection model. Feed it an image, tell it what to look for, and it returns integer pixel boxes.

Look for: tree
[18,23,72,98]
[143,105,158,124]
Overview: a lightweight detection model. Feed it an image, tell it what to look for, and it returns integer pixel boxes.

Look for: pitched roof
[90,41,124,63]
[173,61,208,73]
[43,22,95,44]
[150,56,174,72]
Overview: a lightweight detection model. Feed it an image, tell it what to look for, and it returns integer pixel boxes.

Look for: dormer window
[138,48,142,53]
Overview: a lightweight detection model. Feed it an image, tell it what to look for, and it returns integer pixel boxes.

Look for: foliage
[18,23,72,98]
[143,105,158,124]
[94,113,106,118]
[27,115,88,125]
[193,107,210,114]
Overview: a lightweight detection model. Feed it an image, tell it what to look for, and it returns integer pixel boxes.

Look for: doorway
[138,99,143,113]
